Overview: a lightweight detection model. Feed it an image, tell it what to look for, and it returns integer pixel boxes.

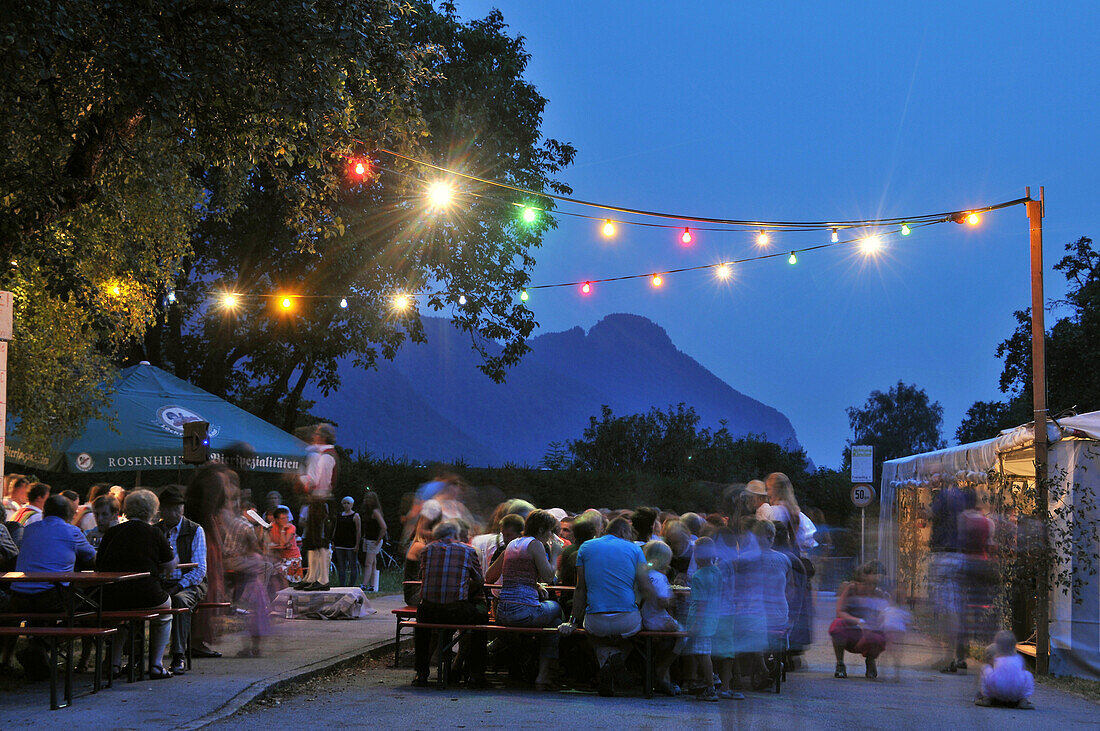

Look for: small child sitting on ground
[685,536,720,702]
[975,630,1035,709]
[642,540,685,695]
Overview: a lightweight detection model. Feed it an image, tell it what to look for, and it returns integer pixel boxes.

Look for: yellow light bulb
[110,285,121,296]
[281,297,292,309]
[966,212,980,226]
[716,264,732,280]
[651,274,663,288]
[393,294,410,311]
[831,229,839,243]
[602,220,616,238]
[756,230,770,246]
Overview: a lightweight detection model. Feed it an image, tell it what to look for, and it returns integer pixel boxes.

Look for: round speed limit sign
[851,484,876,508]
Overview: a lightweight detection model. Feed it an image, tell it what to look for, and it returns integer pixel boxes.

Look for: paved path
[211,593,1099,730]
[0,593,407,729]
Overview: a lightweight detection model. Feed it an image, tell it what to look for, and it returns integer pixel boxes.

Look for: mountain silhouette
[306,313,801,466]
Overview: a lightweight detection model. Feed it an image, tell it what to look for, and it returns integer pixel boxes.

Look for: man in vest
[156,484,209,673]
[12,482,50,526]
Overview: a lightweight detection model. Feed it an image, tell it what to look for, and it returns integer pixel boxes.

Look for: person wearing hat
[156,484,209,672]
[746,479,773,520]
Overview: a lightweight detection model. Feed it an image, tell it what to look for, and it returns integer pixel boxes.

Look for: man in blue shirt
[566,516,656,697]
[11,495,96,679]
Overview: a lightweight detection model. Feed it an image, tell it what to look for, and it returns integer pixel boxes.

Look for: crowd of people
[0,442,1036,709]
[0,422,389,680]
[405,471,850,700]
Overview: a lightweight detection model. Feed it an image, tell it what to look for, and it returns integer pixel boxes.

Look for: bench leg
[64,634,73,706]
[104,636,113,689]
[92,635,103,693]
[393,620,402,668]
[644,636,653,699]
[49,638,59,710]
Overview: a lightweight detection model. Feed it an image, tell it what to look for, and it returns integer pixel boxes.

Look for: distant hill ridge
[307,313,802,466]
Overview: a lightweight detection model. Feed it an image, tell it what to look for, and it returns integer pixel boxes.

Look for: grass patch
[1037,674,1100,704]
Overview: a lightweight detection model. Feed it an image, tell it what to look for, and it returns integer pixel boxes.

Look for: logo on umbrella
[156,405,220,437]
[75,453,94,471]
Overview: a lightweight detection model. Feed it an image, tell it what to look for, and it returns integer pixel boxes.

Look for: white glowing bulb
[860,234,883,255]
[427,181,453,208]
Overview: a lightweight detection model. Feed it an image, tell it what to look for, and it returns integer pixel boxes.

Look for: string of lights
[377,147,1026,229]
[160,149,1030,311]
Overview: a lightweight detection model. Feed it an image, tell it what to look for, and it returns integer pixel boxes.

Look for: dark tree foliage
[958,236,1100,443]
[844,381,945,482]
[164,2,575,430]
[955,399,1031,445]
[562,403,811,482]
[0,0,427,453]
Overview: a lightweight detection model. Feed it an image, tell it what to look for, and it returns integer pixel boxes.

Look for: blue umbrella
[7,362,308,474]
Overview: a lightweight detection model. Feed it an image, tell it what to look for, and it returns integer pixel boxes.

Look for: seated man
[413,519,488,687]
[12,482,50,527]
[10,495,96,679]
[565,516,656,697]
[156,485,208,674]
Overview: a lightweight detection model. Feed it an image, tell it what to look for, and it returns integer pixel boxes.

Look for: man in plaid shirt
[414,520,488,687]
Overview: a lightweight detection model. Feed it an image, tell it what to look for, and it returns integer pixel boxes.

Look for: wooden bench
[0,626,117,709]
[406,619,686,697]
[391,606,418,667]
[94,610,169,683]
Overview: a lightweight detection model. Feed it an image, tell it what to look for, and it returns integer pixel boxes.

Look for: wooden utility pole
[1026,186,1049,675]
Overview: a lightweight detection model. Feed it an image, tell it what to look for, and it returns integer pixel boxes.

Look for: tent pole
[1027,187,1050,675]
[135,469,142,488]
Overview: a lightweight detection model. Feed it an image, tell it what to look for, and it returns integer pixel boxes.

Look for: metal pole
[1027,187,1050,675]
[860,507,865,565]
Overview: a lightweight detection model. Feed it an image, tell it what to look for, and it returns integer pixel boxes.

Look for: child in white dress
[975,630,1035,709]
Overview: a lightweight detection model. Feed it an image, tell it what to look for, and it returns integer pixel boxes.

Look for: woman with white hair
[96,489,178,679]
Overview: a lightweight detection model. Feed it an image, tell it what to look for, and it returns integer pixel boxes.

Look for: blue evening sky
[452,1,1100,468]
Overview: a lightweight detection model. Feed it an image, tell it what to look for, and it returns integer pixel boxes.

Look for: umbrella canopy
[6,362,307,474]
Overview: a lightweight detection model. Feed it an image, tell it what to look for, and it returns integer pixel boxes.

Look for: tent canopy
[6,362,307,474]
[878,411,1100,483]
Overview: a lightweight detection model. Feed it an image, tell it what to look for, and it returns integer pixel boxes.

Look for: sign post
[851,484,875,563]
[850,445,875,564]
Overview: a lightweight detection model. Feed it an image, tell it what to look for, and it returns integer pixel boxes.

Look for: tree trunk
[282,359,317,432]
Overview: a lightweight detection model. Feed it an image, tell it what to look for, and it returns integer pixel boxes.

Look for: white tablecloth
[273,586,376,619]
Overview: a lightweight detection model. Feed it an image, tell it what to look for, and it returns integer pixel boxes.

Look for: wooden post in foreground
[1026,186,1049,675]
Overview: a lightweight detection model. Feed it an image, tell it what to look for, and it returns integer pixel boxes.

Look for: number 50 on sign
[851,484,875,508]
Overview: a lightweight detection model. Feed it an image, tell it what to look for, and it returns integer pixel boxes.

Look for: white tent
[879,411,1100,679]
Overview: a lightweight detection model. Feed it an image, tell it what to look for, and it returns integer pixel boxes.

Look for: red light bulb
[581,282,591,295]
[681,228,692,245]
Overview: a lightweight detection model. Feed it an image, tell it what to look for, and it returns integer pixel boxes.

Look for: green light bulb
[522,207,537,224]
[520,290,529,302]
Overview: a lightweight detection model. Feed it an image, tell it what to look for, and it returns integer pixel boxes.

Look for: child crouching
[975,630,1035,709]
